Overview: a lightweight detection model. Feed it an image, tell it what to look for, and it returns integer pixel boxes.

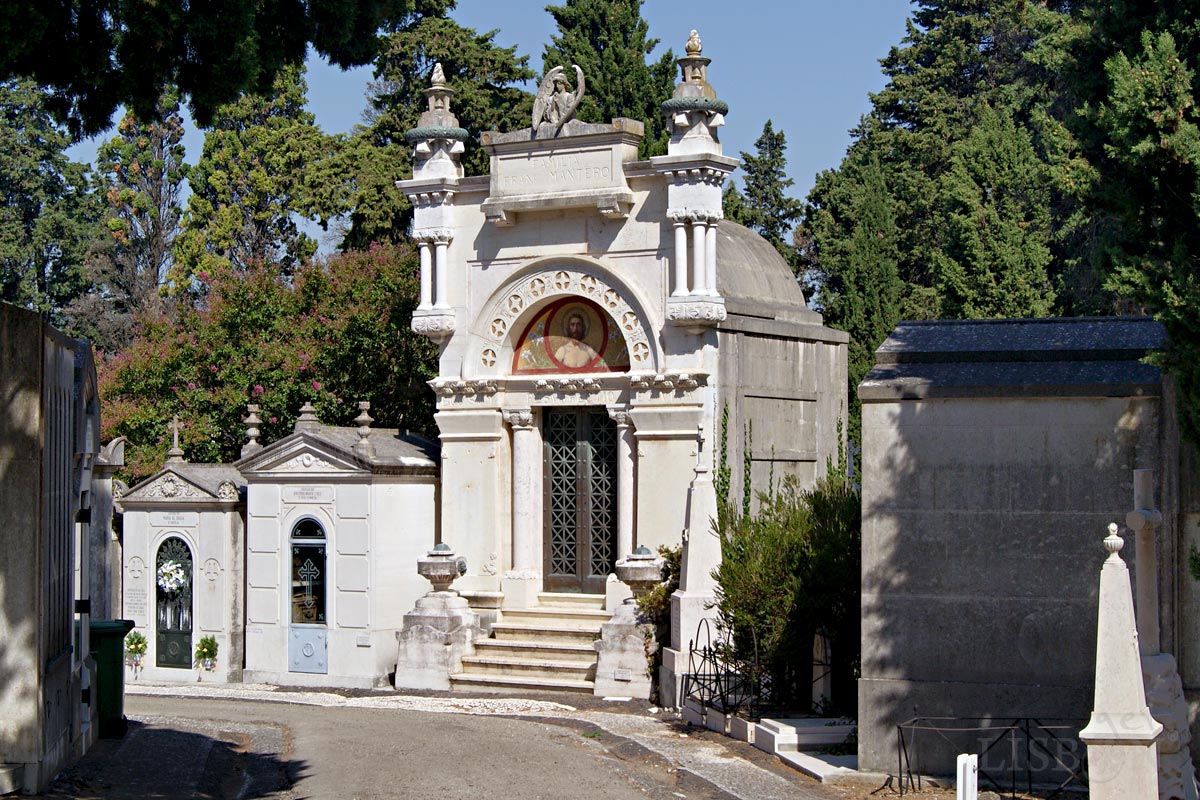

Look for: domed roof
[715,221,820,323]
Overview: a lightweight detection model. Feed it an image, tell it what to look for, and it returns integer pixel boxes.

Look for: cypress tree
[724,120,803,270]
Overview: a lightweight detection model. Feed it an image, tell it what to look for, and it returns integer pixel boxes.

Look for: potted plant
[195,635,218,671]
[125,630,147,668]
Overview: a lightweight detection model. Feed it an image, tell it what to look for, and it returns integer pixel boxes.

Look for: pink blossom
[253,384,264,396]
[312,380,321,390]
[209,365,217,372]
[187,381,196,390]
[270,416,277,423]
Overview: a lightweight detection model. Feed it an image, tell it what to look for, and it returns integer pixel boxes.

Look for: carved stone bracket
[412,227,454,244]
[533,377,603,397]
[430,378,500,399]
[666,295,727,332]
[628,371,706,394]
[412,310,457,343]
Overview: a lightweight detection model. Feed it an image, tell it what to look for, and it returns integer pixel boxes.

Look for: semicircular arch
[466,256,660,377]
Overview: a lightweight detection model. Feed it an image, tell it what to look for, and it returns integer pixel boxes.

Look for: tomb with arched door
[398,30,847,700]
[118,450,245,684]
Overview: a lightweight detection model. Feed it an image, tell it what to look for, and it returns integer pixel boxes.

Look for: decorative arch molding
[466,257,660,377]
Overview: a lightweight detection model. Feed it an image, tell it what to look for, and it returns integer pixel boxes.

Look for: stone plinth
[395,590,478,691]
[594,549,664,699]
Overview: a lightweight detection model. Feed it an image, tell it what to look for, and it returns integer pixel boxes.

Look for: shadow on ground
[38,719,307,799]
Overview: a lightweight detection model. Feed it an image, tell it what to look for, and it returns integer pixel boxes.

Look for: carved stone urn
[416,543,467,594]
[614,545,665,606]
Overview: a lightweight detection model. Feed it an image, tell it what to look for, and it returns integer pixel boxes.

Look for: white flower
[157,560,188,593]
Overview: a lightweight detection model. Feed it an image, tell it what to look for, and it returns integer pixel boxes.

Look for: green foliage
[0,80,98,324]
[803,157,901,445]
[195,635,218,662]
[174,65,341,286]
[0,0,424,137]
[344,7,535,247]
[67,94,187,352]
[542,0,676,159]
[635,543,682,702]
[711,425,862,715]
[800,0,1094,444]
[723,121,803,269]
[100,242,438,481]
[1070,15,1200,441]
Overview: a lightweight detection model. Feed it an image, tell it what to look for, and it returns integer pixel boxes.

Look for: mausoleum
[396,31,847,699]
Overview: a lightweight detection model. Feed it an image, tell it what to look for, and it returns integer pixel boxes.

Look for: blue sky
[71,1,913,207]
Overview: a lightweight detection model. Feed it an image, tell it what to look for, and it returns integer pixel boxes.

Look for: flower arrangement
[195,635,219,669]
[157,559,187,594]
[125,630,147,666]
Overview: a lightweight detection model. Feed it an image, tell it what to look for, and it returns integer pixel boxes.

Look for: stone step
[459,655,596,681]
[501,607,611,629]
[754,718,857,753]
[536,592,606,610]
[449,672,596,695]
[490,623,600,646]
[474,638,597,662]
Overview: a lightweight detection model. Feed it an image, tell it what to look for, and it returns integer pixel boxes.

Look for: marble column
[671,214,689,297]
[690,217,707,295]
[704,217,718,297]
[433,236,450,309]
[417,240,433,310]
[607,408,636,561]
[502,408,540,608]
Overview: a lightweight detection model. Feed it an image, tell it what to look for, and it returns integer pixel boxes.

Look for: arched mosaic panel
[512,297,630,374]
[476,267,654,373]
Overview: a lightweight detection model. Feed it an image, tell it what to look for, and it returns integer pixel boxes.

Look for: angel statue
[532,65,585,135]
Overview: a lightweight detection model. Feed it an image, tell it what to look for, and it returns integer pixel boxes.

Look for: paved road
[42,687,838,800]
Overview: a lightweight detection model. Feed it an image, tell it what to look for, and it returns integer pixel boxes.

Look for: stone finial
[241,404,263,458]
[294,401,320,433]
[1104,522,1125,560]
[403,62,469,177]
[686,29,702,56]
[166,415,185,463]
[353,401,376,459]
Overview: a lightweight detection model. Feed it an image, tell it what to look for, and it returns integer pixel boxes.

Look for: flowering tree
[101,242,438,480]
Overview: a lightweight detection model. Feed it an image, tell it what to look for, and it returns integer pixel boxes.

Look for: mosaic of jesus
[512,297,631,373]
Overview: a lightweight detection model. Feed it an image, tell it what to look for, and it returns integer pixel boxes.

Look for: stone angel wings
[531,64,585,136]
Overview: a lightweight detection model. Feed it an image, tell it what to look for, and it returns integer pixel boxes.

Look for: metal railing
[895,717,1089,798]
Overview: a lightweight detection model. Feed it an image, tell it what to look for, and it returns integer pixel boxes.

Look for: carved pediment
[237,436,364,476]
[125,471,211,501]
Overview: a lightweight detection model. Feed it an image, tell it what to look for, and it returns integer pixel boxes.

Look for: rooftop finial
[686,29,702,56]
[294,401,320,433]
[431,62,446,88]
[241,404,263,458]
[353,401,376,459]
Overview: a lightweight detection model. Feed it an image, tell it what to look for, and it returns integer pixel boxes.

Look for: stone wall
[857,317,1178,777]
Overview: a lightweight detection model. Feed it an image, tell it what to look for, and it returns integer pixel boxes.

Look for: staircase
[451,593,610,694]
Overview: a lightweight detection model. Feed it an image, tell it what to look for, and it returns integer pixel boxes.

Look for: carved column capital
[413,227,454,244]
[502,407,534,429]
[607,407,634,428]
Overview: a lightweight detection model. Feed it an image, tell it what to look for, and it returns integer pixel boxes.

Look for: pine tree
[0,80,97,324]
[67,95,187,351]
[542,0,676,159]
[805,157,902,444]
[1063,4,1200,438]
[341,9,535,248]
[174,65,340,285]
[724,120,803,269]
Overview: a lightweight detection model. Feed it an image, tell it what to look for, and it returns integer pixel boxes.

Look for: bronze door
[543,407,618,593]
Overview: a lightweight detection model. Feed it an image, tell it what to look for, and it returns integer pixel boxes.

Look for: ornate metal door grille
[544,407,617,593]
[155,537,193,668]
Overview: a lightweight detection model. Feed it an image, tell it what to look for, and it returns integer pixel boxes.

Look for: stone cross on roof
[166,415,185,463]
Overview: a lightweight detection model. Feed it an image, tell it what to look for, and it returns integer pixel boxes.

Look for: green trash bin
[89,619,135,738]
